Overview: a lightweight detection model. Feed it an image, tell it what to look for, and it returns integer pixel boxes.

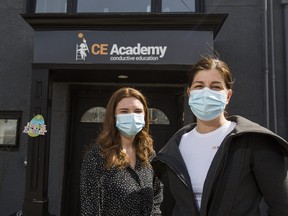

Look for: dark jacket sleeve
[153,162,175,216]
[152,174,163,215]
[251,135,288,216]
[80,149,103,216]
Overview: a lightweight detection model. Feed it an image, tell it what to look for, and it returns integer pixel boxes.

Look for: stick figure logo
[16,210,23,216]
[76,33,90,61]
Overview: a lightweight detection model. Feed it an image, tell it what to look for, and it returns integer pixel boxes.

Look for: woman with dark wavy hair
[80,87,162,216]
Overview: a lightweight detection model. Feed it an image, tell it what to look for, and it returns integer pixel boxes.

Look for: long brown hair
[96,87,154,169]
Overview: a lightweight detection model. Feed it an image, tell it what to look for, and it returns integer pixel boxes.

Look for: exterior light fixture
[118,75,128,79]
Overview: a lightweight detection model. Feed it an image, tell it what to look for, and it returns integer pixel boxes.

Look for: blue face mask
[115,113,145,137]
[188,87,227,121]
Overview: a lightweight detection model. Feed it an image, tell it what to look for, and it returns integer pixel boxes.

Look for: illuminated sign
[34,30,213,65]
[75,32,168,62]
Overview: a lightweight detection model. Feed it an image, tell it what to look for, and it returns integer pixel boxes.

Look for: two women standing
[80,56,288,216]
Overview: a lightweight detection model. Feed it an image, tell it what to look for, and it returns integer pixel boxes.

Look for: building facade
[0,0,287,215]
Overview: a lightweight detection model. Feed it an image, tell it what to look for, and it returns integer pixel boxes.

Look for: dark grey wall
[209,0,266,124]
[273,1,288,139]
[0,0,34,215]
[0,0,287,216]
[207,0,288,139]
[48,83,70,215]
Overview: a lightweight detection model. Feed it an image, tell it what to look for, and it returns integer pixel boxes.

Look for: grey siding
[0,0,287,215]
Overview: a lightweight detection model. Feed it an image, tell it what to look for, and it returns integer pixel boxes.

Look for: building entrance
[62,84,184,215]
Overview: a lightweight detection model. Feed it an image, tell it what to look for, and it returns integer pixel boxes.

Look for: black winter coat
[151,115,288,216]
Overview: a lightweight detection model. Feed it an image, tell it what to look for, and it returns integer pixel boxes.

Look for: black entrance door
[63,85,183,216]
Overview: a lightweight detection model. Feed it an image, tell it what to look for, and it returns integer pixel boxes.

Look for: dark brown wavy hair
[96,87,154,169]
[188,56,234,90]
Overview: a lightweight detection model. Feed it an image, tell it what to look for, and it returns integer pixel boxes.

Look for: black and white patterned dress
[80,145,163,216]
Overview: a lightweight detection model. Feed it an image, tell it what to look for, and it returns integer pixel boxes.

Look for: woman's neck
[120,135,134,150]
[196,115,228,134]
[121,135,136,169]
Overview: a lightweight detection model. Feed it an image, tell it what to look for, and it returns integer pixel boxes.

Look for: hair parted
[96,87,154,169]
[188,55,234,89]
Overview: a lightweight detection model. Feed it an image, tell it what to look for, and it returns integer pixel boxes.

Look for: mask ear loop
[226,89,233,105]
[186,87,191,97]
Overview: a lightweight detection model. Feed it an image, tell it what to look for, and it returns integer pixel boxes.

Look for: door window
[80,107,170,125]
[148,108,170,125]
[80,107,106,123]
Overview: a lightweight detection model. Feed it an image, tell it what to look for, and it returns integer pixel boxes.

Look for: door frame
[61,83,185,215]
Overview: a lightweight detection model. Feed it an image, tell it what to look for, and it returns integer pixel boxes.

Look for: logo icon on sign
[76,33,90,61]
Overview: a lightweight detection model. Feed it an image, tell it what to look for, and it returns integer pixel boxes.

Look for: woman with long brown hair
[80,87,162,216]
